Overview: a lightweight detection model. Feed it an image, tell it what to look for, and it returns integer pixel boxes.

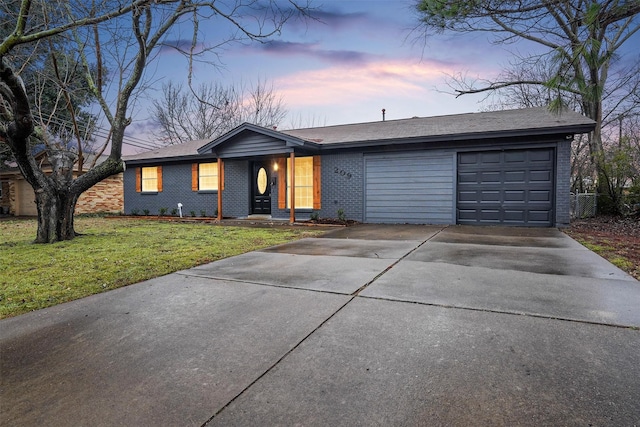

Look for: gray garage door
[457,148,555,226]
[365,152,454,224]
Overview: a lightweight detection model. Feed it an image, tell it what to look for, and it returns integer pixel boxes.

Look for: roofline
[313,123,595,151]
[197,122,320,154]
[123,152,217,166]
[123,116,595,164]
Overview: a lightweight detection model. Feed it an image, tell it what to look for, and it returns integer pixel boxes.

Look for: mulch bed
[565,215,640,280]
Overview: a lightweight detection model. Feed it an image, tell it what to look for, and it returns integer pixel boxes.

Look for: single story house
[1,153,123,216]
[123,107,595,227]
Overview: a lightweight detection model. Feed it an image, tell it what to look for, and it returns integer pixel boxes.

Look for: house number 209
[334,167,352,179]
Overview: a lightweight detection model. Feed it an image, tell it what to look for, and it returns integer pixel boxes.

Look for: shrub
[200,210,207,217]
[159,207,168,216]
[130,208,140,216]
[337,208,346,222]
[142,209,150,216]
[190,210,196,217]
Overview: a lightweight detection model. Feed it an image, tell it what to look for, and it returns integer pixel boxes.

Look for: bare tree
[415,0,640,201]
[1,0,310,242]
[151,78,287,145]
[478,54,640,211]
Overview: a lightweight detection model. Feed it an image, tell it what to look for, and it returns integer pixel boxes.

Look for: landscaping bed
[565,215,640,280]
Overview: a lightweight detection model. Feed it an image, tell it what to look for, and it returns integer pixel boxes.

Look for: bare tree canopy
[151,79,287,145]
[1,0,310,242]
[416,0,640,212]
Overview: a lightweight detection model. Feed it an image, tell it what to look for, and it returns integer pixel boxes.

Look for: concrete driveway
[1,224,639,426]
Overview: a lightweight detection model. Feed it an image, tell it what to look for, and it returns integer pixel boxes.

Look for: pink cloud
[275,58,456,107]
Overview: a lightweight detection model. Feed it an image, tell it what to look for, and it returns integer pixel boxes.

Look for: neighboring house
[123,107,595,227]
[0,153,123,216]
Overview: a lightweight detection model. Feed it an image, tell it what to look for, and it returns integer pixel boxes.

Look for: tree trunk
[34,187,79,243]
[32,149,79,243]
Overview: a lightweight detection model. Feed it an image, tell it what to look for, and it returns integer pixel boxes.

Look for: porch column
[289,152,295,223]
[217,158,224,221]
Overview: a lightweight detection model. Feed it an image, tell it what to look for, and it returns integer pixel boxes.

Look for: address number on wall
[334,167,352,179]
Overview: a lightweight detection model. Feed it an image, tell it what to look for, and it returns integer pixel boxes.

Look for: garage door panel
[529,210,553,222]
[458,152,479,164]
[529,190,551,202]
[503,209,526,221]
[530,150,553,161]
[504,190,525,202]
[457,148,554,227]
[481,191,501,202]
[530,170,552,182]
[505,170,526,183]
[481,152,501,163]
[479,209,501,221]
[504,151,527,163]
[458,172,479,183]
[480,171,501,182]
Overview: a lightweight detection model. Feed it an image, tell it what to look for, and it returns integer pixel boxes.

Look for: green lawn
[0,217,325,319]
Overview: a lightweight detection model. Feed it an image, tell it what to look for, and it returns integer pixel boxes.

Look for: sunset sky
[123,0,638,149]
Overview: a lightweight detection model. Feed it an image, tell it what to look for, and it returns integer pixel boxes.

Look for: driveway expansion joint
[357,294,640,330]
[350,227,446,297]
[201,294,358,426]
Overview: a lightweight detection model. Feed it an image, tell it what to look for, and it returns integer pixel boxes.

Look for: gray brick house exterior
[123,108,594,227]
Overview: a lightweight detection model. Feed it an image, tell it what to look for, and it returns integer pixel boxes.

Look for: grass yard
[0,217,325,319]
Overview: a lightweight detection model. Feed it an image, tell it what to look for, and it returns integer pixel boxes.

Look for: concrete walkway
[1,225,639,426]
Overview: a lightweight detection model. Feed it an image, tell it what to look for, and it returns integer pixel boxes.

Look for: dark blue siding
[364,151,455,224]
[216,134,289,158]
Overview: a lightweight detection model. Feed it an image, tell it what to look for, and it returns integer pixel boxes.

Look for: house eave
[123,153,218,166]
[315,124,594,151]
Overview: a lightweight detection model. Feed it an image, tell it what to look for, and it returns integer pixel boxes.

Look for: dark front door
[251,162,271,214]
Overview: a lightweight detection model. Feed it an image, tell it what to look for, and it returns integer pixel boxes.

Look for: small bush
[200,210,207,217]
[190,210,196,217]
[159,207,168,216]
[310,211,319,221]
[130,209,140,216]
[337,208,346,222]
[171,208,178,216]
[142,209,150,216]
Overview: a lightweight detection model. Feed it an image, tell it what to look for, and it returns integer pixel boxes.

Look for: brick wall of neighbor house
[555,140,571,227]
[222,160,249,217]
[76,174,124,214]
[270,152,365,221]
[123,163,218,217]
